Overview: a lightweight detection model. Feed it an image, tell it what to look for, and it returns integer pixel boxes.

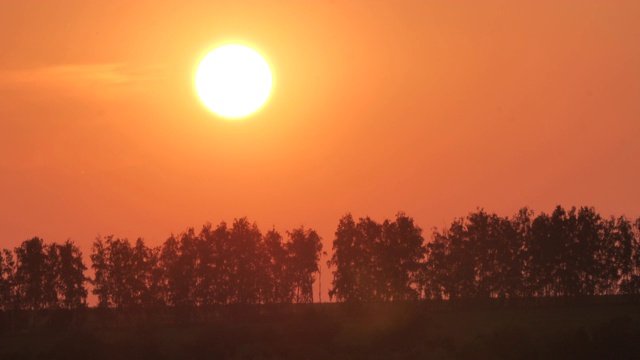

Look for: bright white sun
[195,44,272,119]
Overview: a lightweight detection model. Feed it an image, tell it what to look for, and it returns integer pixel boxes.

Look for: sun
[195,44,273,119]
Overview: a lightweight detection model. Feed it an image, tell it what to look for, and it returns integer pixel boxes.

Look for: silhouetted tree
[574,207,605,296]
[529,206,604,297]
[621,217,640,294]
[328,214,365,302]
[228,218,267,304]
[42,243,61,308]
[160,231,198,310]
[355,217,383,301]
[130,239,163,309]
[55,240,88,309]
[493,213,524,298]
[194,223,219,307]
[14,237,49,311]
[288,226,323,303]
[0,249,16,310]
[515,207,536,297]
[90,236,155,311]
[527,211,557,297]
[90,236,110,308]
[160,219,324,307]
[459,210,523,299]
[422,228,449,300]
[145,246,165,309]
[263,228,294,303]
[379,213,426,300]
[106,237,136,309]
[198,222,233,305]
[329,213,424,302]
[420,206,640,301]
[433,218,477,300]
[426,208,547,300]
[602,216,634,295]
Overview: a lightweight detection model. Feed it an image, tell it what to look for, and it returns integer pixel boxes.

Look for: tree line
[0,239,87,312]
[1,206,639,313]
[328,207,640,301]
[0,218,322,313]
[91,218,322,310]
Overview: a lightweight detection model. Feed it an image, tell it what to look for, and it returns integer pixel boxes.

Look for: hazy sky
[1,1,639,298]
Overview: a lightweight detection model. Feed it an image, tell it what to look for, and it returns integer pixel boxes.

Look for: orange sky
[1,1,639,300]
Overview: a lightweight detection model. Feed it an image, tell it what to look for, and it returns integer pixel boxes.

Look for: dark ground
[1,300,639,360]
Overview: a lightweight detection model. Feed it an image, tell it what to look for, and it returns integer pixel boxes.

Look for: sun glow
[195,44,272,119]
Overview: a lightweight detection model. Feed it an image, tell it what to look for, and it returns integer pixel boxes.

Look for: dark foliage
[0,207,639,344]
[420,207,640,300]
[88,218,323,319]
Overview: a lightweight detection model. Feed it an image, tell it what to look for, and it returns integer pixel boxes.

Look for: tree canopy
[1,208,640,314]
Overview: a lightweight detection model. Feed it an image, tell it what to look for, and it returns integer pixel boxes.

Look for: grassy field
[1,301,639,359]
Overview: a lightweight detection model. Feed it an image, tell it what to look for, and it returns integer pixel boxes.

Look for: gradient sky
[1,1,639,300]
